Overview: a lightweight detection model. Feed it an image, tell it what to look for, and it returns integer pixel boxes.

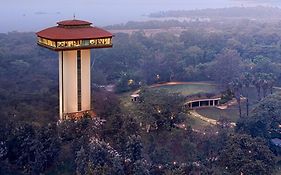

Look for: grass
[196,106,243,122]
[151,83,221,96]
[185,113,211,130]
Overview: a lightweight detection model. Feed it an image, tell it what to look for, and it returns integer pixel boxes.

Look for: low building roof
[185,94,221,103]
[271,138,281,147]
[131,94,140,98]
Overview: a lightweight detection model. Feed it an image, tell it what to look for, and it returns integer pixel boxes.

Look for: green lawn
[196,106,243,122]
[151,83,221,96]
[185,113,211,130]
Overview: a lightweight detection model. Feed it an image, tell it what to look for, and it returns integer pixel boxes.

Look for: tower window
[77,50,82,111]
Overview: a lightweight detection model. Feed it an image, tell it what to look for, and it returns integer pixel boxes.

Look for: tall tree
[236,93,281,140]
[126,135,143,162]
[241,72,253,117]
[253,73,263,101]
[75,146,89,175]
[135,89,185,132]
[229,78,243,118]
[219,134,276,175]
[207,49,244,86]
[88,138,124,175]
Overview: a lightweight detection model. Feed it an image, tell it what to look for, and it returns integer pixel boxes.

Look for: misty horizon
[1,0,281,33]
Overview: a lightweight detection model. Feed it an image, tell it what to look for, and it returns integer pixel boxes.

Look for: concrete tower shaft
[59,50,91,120]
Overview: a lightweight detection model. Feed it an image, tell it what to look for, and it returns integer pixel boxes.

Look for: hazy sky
[0,0,280,33]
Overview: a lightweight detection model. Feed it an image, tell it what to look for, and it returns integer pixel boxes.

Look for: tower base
[63,110,96,120]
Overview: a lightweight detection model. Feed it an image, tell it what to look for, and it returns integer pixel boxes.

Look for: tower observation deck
[36,19,113,120]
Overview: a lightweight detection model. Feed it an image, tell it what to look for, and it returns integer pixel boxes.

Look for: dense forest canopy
[1,7,281,174]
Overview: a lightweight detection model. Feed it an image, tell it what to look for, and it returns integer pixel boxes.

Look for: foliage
[88,138,124,175]
[219,134,276,175]
[92,89,121,118]
[207,49,244,86]
[135,89,186,132]
[220,89,234,104]
[0,121,60,174]
[236,93,281,139]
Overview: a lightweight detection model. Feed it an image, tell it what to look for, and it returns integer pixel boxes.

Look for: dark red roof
[57,20,92,26]
[36,19,112,40]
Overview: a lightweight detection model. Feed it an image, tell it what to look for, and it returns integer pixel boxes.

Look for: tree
[0,122,61,174]
[229,78,243,118]
[258,73,272,98]
[267,73,276,94]
[124,135,150,175]
[135,89,185,132]
[92,89,121,118]
[75,146,89,175]
[37,123,61,168]
[131,159,150,175]
[182,46,205,66]
[236,93,281,139]
[253,73,263,100]
[59,116,103,143]
[87,138,124,175]
[251,56,279,99]
[207,49,244,86]
[0,139,8,174]
[240,72,253,117]
[181,139,197,162]
[258,73,276,98]
[219,134,276,175]
[126,135,143,162]
[180,30,205,48]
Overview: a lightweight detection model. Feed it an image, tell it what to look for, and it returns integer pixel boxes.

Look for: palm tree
[241,73,252,117]
[259,73,275,98]
[268,73,276,95]
[229,78,243,118]
[253,74,262,101]
[260,73,268,98]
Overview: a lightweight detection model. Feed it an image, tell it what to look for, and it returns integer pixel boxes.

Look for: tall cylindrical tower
[36,19,113,120]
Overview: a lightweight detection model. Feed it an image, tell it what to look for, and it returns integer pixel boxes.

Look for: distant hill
[149,6,281,20]
[106,6,281,30]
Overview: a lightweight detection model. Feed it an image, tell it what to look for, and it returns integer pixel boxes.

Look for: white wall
[63,50,78,114]
[59,50,78,119]
[81,50,91,111]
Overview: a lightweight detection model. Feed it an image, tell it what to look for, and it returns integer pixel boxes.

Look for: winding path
[189,110,236,127]
[189,110,217,125]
